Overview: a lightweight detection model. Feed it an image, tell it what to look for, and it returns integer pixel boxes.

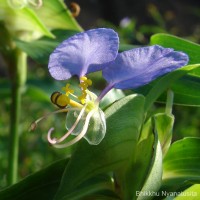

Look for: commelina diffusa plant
[30,28,188,148]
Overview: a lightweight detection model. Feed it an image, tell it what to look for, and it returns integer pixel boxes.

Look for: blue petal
[102,45,189,89]
[48,28,119,80]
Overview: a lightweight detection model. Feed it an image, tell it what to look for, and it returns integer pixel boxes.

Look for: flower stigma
[30,76,106,148]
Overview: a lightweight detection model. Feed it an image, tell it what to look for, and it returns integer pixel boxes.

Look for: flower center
[30,76,106,148]
[50,76,95,110]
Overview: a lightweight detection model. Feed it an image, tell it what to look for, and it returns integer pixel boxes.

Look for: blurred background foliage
[0,0,200,189]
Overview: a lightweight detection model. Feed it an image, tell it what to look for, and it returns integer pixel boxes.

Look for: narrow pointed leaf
[135,119,163,200]
[153,113,174,156]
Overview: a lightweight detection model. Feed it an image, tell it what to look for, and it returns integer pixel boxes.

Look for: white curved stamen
[52,109,95,148]
[47,105,86,144]
[29,107,80,132]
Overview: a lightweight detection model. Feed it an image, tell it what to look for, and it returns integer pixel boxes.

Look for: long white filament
[47,105,86,144]
[49,109,95,148]
[29,107,81,132]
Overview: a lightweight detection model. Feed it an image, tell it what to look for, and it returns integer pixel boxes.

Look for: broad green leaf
[153,113,174,156]
[174,184,200,200]
[162,138,200,190]
[59,174,118,200]
[0,159,68,200]
[34,0,82,31]
[54,94,145,200]
[144,64,200,111]
[150,33,200,65]
[15,30,78,64]
[0,1,53,38]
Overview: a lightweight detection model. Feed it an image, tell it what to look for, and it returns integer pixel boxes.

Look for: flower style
[30,28,189,148]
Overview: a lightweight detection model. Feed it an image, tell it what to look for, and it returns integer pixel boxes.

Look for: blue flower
[102,45,189,89]
[31,29,189,148]
[97,45,189,100]
[48,28,119,80]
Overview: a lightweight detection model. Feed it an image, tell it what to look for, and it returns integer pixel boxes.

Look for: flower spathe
[31,28,189,148]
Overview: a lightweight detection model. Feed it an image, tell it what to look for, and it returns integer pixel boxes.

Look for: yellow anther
[80,76,87,81]
[51,91,70,108]
[78,76,93,104]
[62,83,74,96]
[80,76,92,87]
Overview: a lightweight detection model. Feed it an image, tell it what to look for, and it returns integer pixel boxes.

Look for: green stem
[165,89,174,115]
[7,49,27,185]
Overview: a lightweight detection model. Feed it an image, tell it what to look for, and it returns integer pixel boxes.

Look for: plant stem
[7,49,27,185]
[165,89,174,115]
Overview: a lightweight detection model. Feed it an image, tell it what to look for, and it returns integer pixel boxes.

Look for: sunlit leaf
[144,64,200,111]
[162,138,200,190]
[54,94,145,200]
[153,113,174,156]
[0,1,53,38]
[150,33,200,65]
[34,0,82,31]
[136,120,162,200]
[174,184,200,200]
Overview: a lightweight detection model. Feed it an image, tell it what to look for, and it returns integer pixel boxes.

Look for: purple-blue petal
[48,28,119,80]
[102,45,189,89]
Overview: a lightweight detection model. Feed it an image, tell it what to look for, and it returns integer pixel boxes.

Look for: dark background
[66,0,200,42]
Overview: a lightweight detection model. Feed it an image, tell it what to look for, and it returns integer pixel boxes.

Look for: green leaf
[174,184,200,200]
[162,138,200,190]
[59,174,118,200]
[153,113,174,156]
[150,33,200,65]
[34,0,82,31]
[136,133,162,200]
[154,75,200,107]
[121,126,154,200]
[15,30,78,64]
[148,34,200,107]
[100,88,125,110]
[144,64,200,111]
[0,159,68,200]
[0,1,54,38]
[54,94,145,200]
